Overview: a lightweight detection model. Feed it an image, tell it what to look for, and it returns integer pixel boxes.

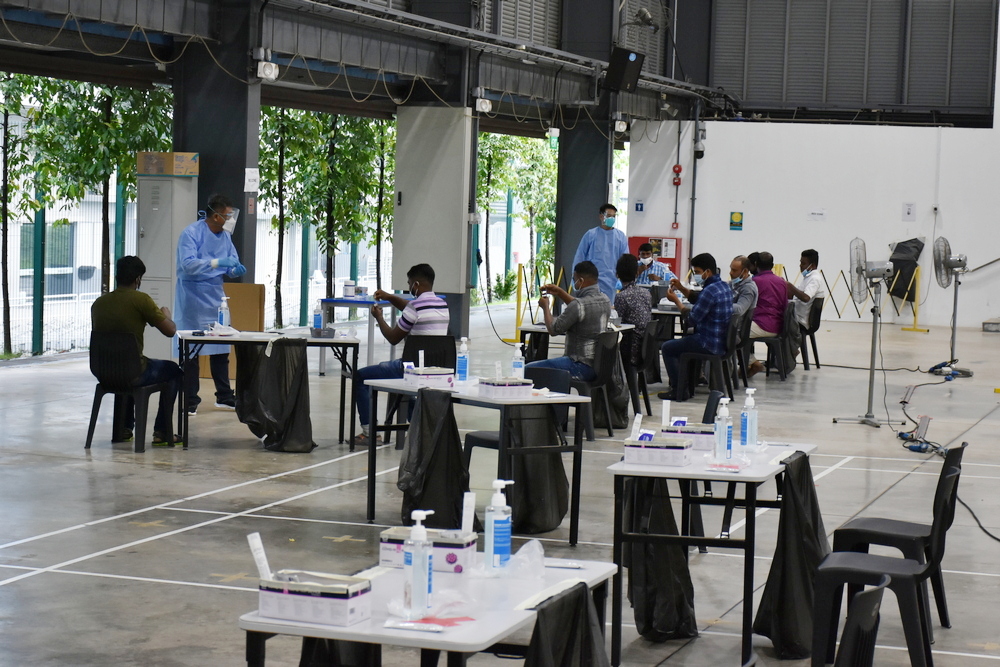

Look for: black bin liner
[623,477,698,641]
[889,237,925,302]
[753,451,830,658]
[593,354,632,431]
[235,338,315,453]
[503,404,570,535]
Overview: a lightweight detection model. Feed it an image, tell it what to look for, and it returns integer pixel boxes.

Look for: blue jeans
[125,358,183,435]
[355,358,404,426]
[525,356,596,382]
[660,335,712,394]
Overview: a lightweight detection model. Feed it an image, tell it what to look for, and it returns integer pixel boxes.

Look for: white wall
[629,117,1000,328]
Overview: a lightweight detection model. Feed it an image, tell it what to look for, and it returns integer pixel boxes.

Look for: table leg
[179,340,190,450]
[611,474,625,667]
[338,346,347,444]
[245,630,273,667]
[570,406,583,547]
[367,387,379,523]
[592,579,609,631]
[742,482,758,667]
[319,347,326,376]
[496,407,510,480]
[367,311,376,366]
[349,345,358,451]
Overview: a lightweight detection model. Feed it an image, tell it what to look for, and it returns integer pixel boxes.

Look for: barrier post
[901,266,930,333]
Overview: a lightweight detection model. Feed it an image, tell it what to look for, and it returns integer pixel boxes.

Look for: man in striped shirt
[353,263,450,447]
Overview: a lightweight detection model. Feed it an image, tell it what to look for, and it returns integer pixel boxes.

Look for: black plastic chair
[734,306,755,388]
[569,330,619,440]
[623,321,659,417]
[745,301,795,381]
[85,331,172,453]
[833,575,891,667]
[833,442,967,642]
[811,468,961,667]
[381,335,457,448]
[463,367,571,467]
[800,297,825,370]
[676,313,739,401]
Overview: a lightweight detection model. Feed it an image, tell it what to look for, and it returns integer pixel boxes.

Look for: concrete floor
[1,306,998,666]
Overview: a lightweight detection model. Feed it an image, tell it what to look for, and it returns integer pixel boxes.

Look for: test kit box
[136,151,199,176]
[477,377,533,399]
[379,527,477,573]
[258,570,371,626]
[403,366,455,389]
[624,436,693,467]
[660,423,715,451]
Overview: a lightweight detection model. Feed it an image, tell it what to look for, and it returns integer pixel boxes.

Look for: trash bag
[753,451,830,659]
[623,477,698,641]
[889,237,925,302]
[777,303,801,374]
[234,338,315,452]
[524,331,549,363]
[593,353,631,430]
[503,404,570,534]
[299,638,380,666]
[398,388,471,529]
[524,582,611,667]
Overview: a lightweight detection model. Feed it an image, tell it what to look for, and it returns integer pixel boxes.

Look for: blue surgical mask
[692,272,705,286]
[731,276,743,286]
[802,269,812,277]
[603,215,616,227]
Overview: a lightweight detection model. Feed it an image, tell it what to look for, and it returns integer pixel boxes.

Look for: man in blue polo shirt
[658,253,733,401]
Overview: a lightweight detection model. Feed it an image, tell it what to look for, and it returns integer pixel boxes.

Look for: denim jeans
[183,353,234,409]
[660,334,712,393]
[355,358,404,426]
[125,358,183,435]
[525,356,596,382]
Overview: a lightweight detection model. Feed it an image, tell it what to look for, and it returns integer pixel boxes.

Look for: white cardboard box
[403,366,455,389]
[477,378,533,399]
[659,423,716,451]
[379,528,477,574]
[258,570,371,626]
[624,436,693,466]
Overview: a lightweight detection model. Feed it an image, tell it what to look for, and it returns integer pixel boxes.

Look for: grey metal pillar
[170,1,263,282]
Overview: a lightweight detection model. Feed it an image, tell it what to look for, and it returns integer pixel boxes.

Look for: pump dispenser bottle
[740,388,758,452]
[218,296,231,327]
[403,509,434,619]
[714,398,733,462]
[312,300,323,330]
[511,344,525,379]
[457,337,470,383]
[484,480,514,575]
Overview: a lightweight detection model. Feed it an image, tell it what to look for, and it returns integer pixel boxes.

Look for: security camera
[694,140,705,159]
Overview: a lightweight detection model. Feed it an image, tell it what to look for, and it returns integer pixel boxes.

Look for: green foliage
[493,270,517,301]
[476,133,520,302]
[512,137,558,278]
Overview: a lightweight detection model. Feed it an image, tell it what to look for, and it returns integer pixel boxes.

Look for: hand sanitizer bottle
[740,388,758,452]
[714,398,733,462]
[511,344,525,379]
[484,479,514,575]
[217,296,231,327]
[457,337,469,383]
[403,509,434,619]
[312,300,323,330]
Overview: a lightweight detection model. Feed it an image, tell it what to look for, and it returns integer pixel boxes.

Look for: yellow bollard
[901,267,930,333]
[503,263,525,343]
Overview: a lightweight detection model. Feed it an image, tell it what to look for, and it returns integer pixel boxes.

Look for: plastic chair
[800,297,825,370]
[463,367,571,467]
[832,442,967,641]
[833,575,891,667]
[623,321,659,417]
[85,331,171,453]
[381,335,456,448]
[745,301,795,381]
[811,469,961,667]
[569,330,619,440]
[734,306,755,388]
[676,313,739,401]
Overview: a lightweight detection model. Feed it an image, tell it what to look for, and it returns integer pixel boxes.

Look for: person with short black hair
[572,203,629,302]
[92,256,182,445]
[614,253,651,367]
[787,248,825,327]
[657,253,733,400]
[635,242,676,285]
[527,260,611,380]
[748,250,786,376]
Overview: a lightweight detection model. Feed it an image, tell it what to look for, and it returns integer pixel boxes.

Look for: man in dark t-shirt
[91,256,182,445]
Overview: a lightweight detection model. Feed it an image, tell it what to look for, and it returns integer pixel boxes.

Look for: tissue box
[403,366,455,388]
[379,528,477,573]
[258,570,371,626]
[310,327,338,338]
[659,423,716,451]
[624,436,693,466]
[477,378,534,398]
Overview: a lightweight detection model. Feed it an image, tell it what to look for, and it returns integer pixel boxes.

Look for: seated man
[748,251,786,376]
[730,255,759,320]
[353,263,450,447]
[614,253,651,368]
[527,261,611,381]
[90,256,182,445]
[787,248,826,328]
[658,253,733,401]
[635,242,677,286]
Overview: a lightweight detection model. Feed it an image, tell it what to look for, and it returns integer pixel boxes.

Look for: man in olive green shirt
[91,256,182,445]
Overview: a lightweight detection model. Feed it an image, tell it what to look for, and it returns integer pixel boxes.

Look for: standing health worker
[573,203,628,303]
[175,193,246,414]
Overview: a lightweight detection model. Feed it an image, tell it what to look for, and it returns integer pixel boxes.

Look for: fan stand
[939,275,974,378]
[834,281,905,428]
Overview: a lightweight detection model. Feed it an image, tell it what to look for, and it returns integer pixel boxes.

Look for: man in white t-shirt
[787,248,825,328]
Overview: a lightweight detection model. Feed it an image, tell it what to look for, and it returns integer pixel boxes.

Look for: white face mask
[639,256,653,266]
[222,207,240,234]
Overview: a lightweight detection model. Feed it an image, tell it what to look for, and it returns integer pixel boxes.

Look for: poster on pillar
[628,236,682,276]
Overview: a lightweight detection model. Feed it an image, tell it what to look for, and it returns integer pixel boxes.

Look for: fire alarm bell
[672,164,682,174]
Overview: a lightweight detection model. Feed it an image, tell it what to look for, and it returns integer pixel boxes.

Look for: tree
[370,120,395,288]
[513,136,558,287]
[476,132,518,301]
[27,80,172,293]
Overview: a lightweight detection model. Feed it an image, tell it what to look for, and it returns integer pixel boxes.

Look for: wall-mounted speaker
[604,48,645,93]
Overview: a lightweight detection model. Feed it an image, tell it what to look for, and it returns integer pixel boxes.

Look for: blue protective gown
[175,219,241,356]
[573,225,629,302]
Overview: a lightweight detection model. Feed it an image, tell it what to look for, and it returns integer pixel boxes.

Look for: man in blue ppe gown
[572,203,628,303]
[175,194,246,414]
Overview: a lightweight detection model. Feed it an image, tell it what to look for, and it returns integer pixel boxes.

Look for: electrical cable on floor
[822,363,924,372]
[956,495,1000,542]
[476,261,515,347]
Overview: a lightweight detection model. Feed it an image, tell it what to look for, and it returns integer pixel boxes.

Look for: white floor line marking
[0,466,399,588]
[0,447,381,551]
[0,564,255,592]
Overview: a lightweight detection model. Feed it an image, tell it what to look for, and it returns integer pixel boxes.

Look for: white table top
[518,323,635,333]
[239,557,616,653]
[652,305,683,315]
[608,443,817,483]
[364,378,591,406]
[177,330,360,345]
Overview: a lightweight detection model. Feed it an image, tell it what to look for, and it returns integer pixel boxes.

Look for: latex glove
[227,263,247,278]
[211,257,239,269]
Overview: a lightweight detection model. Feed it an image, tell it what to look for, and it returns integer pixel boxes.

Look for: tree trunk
[1,109,11,355]
[375,122,385,289]
[100,94,112,294]
[274,112,286,328]
[324,116,339,298]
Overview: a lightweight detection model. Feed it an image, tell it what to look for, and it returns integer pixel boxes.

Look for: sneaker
[215,398,236,410]
[151,432,182,447]
[352,434,383,449]
[111,430,134,443]
[186,406,198,416]
[657,391,676,401]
